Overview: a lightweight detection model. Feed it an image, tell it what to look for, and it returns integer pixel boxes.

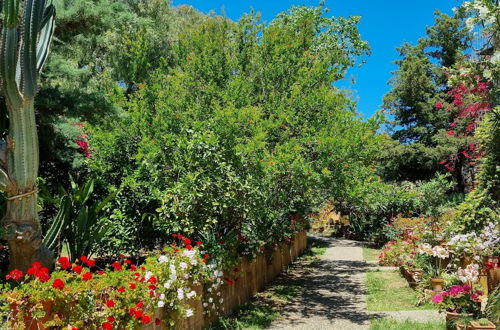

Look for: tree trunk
[3,98,53,271]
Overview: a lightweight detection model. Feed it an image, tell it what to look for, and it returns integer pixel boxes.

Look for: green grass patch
[363,247,381,263]
[366,270,436,311]
[209,237,328,329]
[370,318,445,330]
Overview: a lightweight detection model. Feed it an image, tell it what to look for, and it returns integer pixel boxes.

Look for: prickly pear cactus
[0,0,56,271]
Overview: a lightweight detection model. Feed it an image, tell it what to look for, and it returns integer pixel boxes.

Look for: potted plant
[419,244,450,291]
[431,284,486,326]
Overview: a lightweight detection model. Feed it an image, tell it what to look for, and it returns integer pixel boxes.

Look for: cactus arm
[36,4,54,72]
[0,28,22,109]
[21,0,45,98]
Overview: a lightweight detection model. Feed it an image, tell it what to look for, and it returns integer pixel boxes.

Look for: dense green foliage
[86,5,385,254]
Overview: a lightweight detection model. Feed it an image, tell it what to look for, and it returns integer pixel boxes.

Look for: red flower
[6,269,23,281]
[204,253,210,259]
[136,301,144,308]
[97,270,105,275]
[435,101,443,109]
[112,262,122,271]
[119,254,125,259]
[129,283,137,290]
[117,287,126,293]
[155,318,161,326]
[57,257,72,269]
[202,259,207,263]
[447,130,455,136]
[141,315,151,324]
[101,322,112,330]
[130,264,137,271]
[172,233,178,238]
[128,307,137,316]
[183,238,192,245]
[105,300,115,308]
[80,256,88,263]
[185,244,193,250]
[134,309,143,319]
[107,316,115,323]
[86,259,96,268]
[124,259,132,265]
[52,278,65,290]
[35,268,51,282]
[72,265,83,274]
[82,272,93,281]
[196,241,202,247]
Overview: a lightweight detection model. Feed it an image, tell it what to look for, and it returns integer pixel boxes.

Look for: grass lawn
[209,238,328,329]
[370,318,445,330]
[366,270,436,311]
[362,247,381,263]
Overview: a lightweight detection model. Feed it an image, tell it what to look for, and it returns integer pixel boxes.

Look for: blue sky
[172,0,461,118]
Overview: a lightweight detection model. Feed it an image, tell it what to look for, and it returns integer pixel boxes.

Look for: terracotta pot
[431,277,444,292]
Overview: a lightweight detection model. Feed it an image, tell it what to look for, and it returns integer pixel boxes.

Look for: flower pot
[467,320,496,329]
[446,311,473,330]
[431,277,444,292]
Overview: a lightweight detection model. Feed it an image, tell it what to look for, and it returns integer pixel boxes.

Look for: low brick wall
[146,231,308,330]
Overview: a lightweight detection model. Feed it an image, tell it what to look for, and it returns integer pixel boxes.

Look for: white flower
[177,288,185,300]
[203,302,208,307]
[185,309,194,317]
[159,293,165,300]
[219,298,224,303]
[158,300,165,308]
[180,262,188,270]
[187,290,197,298]
[190,259,198,266]
[431,246,449,259]
[144,271,154,281]
[158,255,168,263]
[457,264,480,283]
[183,250,196,259]
[208,297,213,303]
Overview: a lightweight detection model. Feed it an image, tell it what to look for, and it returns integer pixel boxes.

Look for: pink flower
[447,130,455,136]
[435,102,443,109]
[432,294,443,304]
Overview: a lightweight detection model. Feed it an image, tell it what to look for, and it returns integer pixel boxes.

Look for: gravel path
[267,236,443,330]
[268,236,371,330]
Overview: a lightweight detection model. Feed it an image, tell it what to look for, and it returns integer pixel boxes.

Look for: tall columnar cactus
[0,0,56,271]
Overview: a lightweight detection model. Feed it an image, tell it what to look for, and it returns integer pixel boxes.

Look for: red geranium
[101,322,112,330]
[105,300,115,308]
[82,272,93,281]
[112,262,122,271]
[141,315,151,324]
[6,269,23,281]
[72,265,83,274]
[58,257,72,269]
[52,278,65,290]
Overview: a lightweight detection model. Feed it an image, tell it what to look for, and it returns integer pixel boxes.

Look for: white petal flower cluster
[457,263,480,283]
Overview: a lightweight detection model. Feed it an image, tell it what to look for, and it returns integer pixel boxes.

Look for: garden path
[267,236,444,330]
[268,237,371,330]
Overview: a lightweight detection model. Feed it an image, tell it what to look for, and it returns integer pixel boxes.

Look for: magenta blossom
[432,294,443,304]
